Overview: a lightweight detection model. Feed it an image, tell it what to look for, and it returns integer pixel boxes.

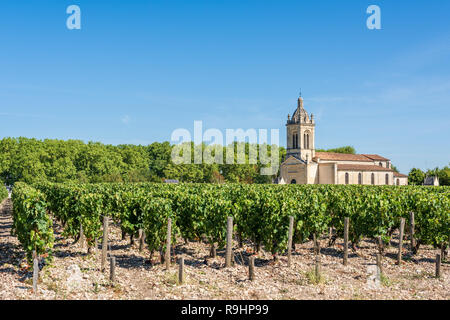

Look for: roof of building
[313,152,373,162]
[393,172,408,178]
[164,179,179,184]
[424,176,439,186]
[361,154,390,161]
[337,164,394,172]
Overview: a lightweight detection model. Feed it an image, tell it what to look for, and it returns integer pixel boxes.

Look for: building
[279,96,408,185]
[423,176,439,186]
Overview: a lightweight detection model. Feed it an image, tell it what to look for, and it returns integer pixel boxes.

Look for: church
[278,96,408,186]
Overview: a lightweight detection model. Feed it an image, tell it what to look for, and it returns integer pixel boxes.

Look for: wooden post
[435,254,441,278]
[377,236,384,255]
[313,233,319,255]
[287,216,294,267]
[249,256,255,281]
[101,216,109,272]
[315,255,321,280]
[178,257,185,284]
[376,253,382,274]
[410,212,416,252]
[32,250,39,294]
[110,256,116,282]
[165,218,172,269]
[138,229,145,252]
[343,217,349,266]
[397,218,405,265]
[226,216,233,268]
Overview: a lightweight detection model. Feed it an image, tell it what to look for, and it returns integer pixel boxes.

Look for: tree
[316,146,356,154]
[408,168,425,185]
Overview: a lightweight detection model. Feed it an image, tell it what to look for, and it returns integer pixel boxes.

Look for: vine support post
[178,257,185,284]
[376,253,382,274]
[165,218,172,270]
[287,216,294,267]
[249,256,255,281]
[110,256,116,283]
[435,254,441,278]
[226,216,233,268]
[409,212,416,253]
[397,218,405,265]
[315,255,321,280]
[101,216,109,272]
[32,250,39,294]
[138,229,145,252]
[377,236,384,255]
[343,217,349,266]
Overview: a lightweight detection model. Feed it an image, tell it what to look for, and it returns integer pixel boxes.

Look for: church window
[307,134,310,149]
[371,173,375,185]
[385,173,389,185]
[293,133,299,149]
[345,173,349,185]
[304,133,306,149]
[358,173,362,185]
[291,179,297,184]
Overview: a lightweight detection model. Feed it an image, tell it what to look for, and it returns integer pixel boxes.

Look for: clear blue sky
[0,0,449,174]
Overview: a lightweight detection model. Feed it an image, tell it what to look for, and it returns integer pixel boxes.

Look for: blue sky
[0,0,449,174]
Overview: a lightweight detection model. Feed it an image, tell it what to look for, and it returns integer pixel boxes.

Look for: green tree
[408,168,426,185]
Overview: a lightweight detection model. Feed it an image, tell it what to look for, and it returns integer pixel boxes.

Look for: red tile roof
[361,154,390,161]
[393,172,408,178]
[337,164,394,172]
[314,152,372,162]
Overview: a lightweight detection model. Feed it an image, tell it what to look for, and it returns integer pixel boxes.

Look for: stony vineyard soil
[0,198,448,300]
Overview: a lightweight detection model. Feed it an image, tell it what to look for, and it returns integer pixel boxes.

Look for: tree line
[4,136,437,186]
[0,137,285,185]
[408,166,450,186]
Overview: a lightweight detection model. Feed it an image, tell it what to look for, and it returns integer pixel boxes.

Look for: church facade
[278,96,408,186]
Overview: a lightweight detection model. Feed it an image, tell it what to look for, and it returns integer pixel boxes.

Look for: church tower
[286,95,315,162]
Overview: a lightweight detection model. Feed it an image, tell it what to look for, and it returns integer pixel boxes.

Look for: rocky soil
[0,198,448,300]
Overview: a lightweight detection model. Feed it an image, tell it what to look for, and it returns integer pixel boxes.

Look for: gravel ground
[0,198,448,300]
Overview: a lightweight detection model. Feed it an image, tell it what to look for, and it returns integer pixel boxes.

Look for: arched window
[295,134,298,148]
[358,173,362,185]
[371,173,375,185]
[385,173,389,185]
[304,133,307,149]
[345,173,349,185]
[307,134,310,149]
[291,179,297,184]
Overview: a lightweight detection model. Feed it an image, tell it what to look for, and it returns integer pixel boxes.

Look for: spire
[297,96,304,109]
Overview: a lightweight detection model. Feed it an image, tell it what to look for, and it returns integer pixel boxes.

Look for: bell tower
[286,95,315,161]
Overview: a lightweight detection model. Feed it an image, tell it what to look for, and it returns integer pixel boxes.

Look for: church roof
[361,154,390,161]
[337,164,394,172]
[313,152,373,162]
[394,172,408,178]
[283,154,307,164]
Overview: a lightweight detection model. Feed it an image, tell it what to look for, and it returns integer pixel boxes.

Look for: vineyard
[2,182,449,299]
